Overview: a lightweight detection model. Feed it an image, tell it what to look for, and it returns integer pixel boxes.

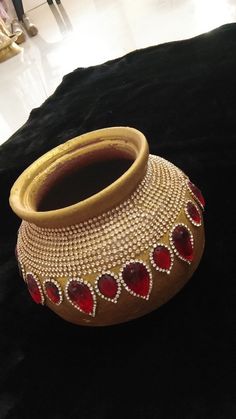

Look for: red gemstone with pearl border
[120,261,152,300]
[65,279,96,316]
[44,280,62,305]
[26,273,44,304]
[185,201,201,226]
[170,224,194,264]
[187,181,205,209]
[150,244,174,274]
[95,272,121,303]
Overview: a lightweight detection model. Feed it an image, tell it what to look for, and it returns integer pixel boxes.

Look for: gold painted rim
[9,127,149,228]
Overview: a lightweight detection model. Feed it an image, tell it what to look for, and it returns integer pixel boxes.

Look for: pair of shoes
[11,19,26,44]
[21,14,38,37]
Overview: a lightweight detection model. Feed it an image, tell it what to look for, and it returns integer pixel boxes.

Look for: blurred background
[0,0,236,144]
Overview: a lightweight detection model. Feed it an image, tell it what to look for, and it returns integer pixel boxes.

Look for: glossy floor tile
[0,0,236,144]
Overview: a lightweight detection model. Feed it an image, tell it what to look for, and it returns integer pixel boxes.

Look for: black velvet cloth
[0,24,236,419]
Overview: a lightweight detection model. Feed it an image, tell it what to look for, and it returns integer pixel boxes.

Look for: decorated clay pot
[9,127,205,326]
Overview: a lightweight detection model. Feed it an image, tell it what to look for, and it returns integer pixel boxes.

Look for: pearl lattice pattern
[17,155,188,278]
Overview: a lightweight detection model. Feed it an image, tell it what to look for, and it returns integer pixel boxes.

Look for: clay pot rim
[9,126,149,228]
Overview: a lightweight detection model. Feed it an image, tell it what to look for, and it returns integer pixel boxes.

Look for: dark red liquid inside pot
[37,157,133,211]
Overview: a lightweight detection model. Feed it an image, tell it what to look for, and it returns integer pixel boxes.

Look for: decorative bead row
[16,155,190,278]
[20,215,202,317]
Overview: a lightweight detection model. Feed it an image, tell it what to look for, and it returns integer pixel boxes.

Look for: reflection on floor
[0,0,236,144]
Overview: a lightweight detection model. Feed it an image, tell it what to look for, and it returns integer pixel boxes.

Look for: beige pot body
[10,127,205,326]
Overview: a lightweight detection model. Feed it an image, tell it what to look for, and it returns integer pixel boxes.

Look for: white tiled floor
[0,0,236,144]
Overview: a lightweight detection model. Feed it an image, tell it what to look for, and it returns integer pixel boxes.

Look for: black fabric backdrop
[0,24,236,419]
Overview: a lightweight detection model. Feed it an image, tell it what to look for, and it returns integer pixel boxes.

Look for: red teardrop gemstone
[67,280,95,315]
[153,245,172,272]
[97,274,119,299]
[172,225,193,263]
[188,181,205,208]
[45,281,61,304]
[122,262,151,299]
[187,201,201,225]
[27,273,43,304]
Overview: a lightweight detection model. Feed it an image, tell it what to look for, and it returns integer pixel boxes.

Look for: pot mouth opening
[36,150,134,212]
[10,127,149,227]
